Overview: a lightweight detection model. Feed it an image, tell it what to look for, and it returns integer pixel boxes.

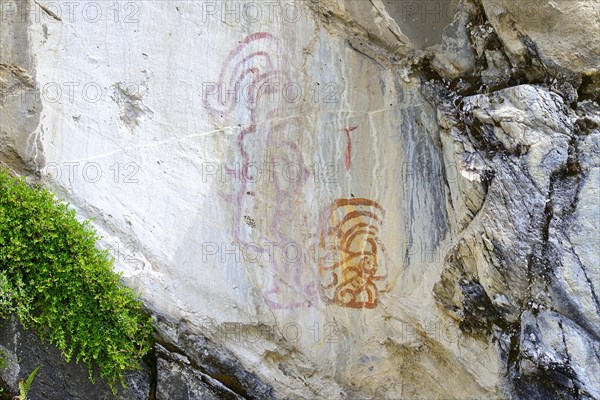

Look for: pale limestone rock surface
[1,0,599,399]
[482,0,600,82]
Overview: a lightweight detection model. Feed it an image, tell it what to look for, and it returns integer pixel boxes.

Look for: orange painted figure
[318,198,391,309]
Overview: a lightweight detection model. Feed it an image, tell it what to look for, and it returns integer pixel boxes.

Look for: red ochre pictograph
[318,198,390,309]
[340,126,358,171]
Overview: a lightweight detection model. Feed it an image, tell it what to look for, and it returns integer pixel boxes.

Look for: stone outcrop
[0,0,44,175]
[0,317,150,400]
[1,0,598,399]
[433,83,600,398]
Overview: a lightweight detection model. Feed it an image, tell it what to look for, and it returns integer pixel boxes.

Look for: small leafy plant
[0,348,8,370]
[0,169,153,391]
[16,366,40,400]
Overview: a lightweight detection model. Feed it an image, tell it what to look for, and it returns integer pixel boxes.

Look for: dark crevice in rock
[575,116,599,133]
[145,345,158,400]
[420,0,558,101]
[154,342,243,400]
[563,137,584,214]
[152,314,275,400]
[458,280,506,335]
[505,321,522,374]
[508,139,588,399]
[575,258,600,317]
[419,58,446,87]
[511,368,580,400]
[557,320,579,397]
[542,172,558,243]
[0,375,13,399]
[577,73,600,103]
[347,38,387,69]
[467,116,506,156]
[516,34,549,81]
[500,316,521,390]
[510,315,585,400]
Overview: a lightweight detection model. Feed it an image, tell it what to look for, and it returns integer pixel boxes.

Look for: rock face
[0,0,598,399]
[482,0,600,83]
[434,83,600,399]
[0,318,150,400]
[0,0,44,175]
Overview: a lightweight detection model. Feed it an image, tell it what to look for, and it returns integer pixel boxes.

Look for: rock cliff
[1,0,598,399]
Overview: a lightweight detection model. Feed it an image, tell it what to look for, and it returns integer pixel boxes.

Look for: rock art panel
[204,32,316,309]
[204,33,398,311]
[318,198,391,309]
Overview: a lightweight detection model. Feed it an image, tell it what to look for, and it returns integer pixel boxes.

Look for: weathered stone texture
[1,0,598,399]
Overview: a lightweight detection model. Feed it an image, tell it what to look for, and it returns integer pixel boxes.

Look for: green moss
[0,168,153,391]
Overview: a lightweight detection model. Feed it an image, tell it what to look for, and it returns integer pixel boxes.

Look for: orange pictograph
[318,198,390,309]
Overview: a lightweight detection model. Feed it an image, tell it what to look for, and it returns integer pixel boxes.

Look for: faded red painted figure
[204,33,392,310]
[340,126,358,170]
[204,32,317,309]
[319,198,390,309]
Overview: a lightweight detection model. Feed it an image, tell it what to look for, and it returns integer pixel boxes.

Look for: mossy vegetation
[0,168,153,391]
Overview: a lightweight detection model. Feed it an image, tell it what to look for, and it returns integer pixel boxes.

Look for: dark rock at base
[0,317,150,400]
